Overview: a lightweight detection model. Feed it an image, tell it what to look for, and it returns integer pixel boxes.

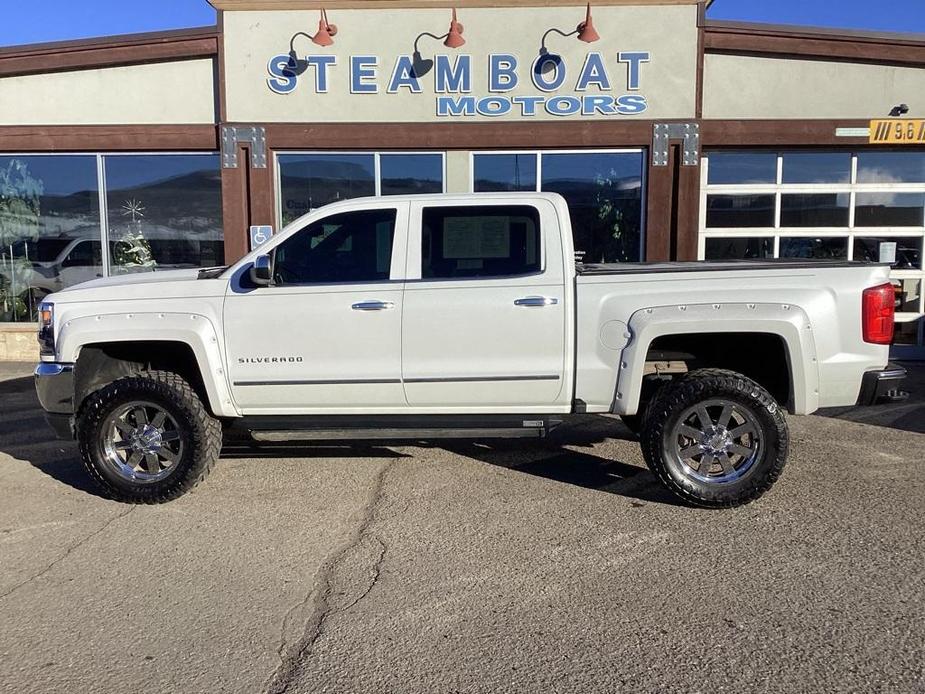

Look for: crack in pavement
[0,506,135,602]
[265,460,396,694]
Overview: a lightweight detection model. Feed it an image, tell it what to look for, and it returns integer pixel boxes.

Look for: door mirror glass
[251,254,273,285]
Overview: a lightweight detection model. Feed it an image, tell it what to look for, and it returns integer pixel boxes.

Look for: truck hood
[49,268,227,305]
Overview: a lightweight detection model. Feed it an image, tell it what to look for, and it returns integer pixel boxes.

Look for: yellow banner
[870,119,925,144]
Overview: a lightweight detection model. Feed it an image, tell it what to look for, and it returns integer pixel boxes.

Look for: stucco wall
[703,53,925,120]
[223,5,698,122]
[0,59,217,125]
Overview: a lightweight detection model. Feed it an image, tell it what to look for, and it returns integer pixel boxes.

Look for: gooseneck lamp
[411,8,466,78]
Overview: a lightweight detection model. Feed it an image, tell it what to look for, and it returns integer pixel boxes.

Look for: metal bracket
[221,125,267,169]
[652,123,700,167]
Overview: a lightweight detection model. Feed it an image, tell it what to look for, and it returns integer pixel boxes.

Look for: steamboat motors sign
[266,52,651,117]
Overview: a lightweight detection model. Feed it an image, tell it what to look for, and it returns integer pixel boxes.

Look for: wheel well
[644,332,793,411]
[74,341,211,414]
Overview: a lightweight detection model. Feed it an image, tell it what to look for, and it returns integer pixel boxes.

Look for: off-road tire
[76,370,222,503]
[640,368,788,508]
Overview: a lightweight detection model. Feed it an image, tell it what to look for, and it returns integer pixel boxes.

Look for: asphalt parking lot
[1,362,923,694]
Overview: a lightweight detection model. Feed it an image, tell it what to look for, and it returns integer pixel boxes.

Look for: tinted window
[782,152,851,184]
[705,237,774,260]
[780,193,850,227]
[857,153,925,183]
[104,155,223,275]
[706,195,775,228]
[0,155,100,321]
[421,206,541,279]
[277,154,376,226]
[707,152,777,185]
[855,193,925,227]
[853,237,922,269]
[380,154,443,196]
[541,152,644,263]
[63,240,102,267]
[273,209,396,284]
[473,154,538,192]
[779,237,848,260]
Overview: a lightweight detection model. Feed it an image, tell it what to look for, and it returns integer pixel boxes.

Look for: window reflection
[706,195,775,228]
[278,154,376,226]
[779,237,848,259]
[0,155,100,321]
[781,152,851,184]
[707,152,777,185]
[857,153,925,184]
[705,237,774,260]
[541,152,644,263]
[780,193,850,227]
[380,154,443,196]
[473,154,538,192]
[855,193,925,227]
[104,155,223,276]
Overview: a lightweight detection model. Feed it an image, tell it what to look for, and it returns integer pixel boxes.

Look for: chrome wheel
[668,398,762,485]
[101,401,184,483]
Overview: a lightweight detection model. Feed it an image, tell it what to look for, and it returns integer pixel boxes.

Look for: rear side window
[421,205,541,279]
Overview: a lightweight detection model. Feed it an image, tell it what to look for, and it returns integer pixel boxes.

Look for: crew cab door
[401,199,570,409]
[223,202,408,413]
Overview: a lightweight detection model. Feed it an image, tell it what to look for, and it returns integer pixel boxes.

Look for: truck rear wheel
[76,371,222,503]
[640,369,788,508]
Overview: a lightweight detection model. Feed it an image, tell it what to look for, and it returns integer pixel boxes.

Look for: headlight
[37,302,55,357]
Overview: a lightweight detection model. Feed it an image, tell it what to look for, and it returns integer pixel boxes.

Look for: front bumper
[34,363,76,439]
[857,363,909,406]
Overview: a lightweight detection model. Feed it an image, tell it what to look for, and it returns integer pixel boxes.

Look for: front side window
[273,208,396,285]
[421,205,541,280]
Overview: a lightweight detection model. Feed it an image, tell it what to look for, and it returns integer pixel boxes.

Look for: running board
[250,427,546,442]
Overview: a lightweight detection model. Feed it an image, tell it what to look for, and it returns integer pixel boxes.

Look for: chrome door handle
[352,301,395,311]
[514,296,559,307]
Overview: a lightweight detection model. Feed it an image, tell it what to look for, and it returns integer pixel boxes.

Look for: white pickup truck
[34,193,905,508]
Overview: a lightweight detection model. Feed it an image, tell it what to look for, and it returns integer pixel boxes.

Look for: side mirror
[250,254,273,286]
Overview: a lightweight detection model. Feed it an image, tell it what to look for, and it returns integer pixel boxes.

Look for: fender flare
[55,311,238,418]
[613,302,820,416]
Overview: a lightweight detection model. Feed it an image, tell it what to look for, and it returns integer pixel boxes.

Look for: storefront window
[277,152,446,227]
[0,155,100,321]
[473,154,538,192]
[472,150,645,263]
[700,150,925,352]
[541,152,644,263]
[380,154,443,196]
[104,155,223,276]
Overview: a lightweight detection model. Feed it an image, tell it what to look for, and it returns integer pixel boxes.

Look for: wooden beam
[0,27,219,78]
[209,0,699,10]
[0,125,219,152]
[704,21,925,67]
[700,119,872,147]
[261,121,654,149]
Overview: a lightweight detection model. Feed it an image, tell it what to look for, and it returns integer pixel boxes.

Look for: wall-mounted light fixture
[537,3,600,74]
[890,103,911,117]
[411,8,466,78]
[285,8,338,74]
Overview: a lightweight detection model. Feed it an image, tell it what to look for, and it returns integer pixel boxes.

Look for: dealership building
[2,0,925,359]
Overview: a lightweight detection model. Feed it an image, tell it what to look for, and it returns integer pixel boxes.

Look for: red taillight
[862,283,896,345]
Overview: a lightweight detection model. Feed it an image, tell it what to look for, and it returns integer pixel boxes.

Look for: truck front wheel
[640,369,789,508]
[76,371,222,503]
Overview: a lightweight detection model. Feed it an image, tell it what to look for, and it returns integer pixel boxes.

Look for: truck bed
[576,260,882,276]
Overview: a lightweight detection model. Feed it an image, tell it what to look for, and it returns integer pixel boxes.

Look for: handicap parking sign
[249,225,273,251]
